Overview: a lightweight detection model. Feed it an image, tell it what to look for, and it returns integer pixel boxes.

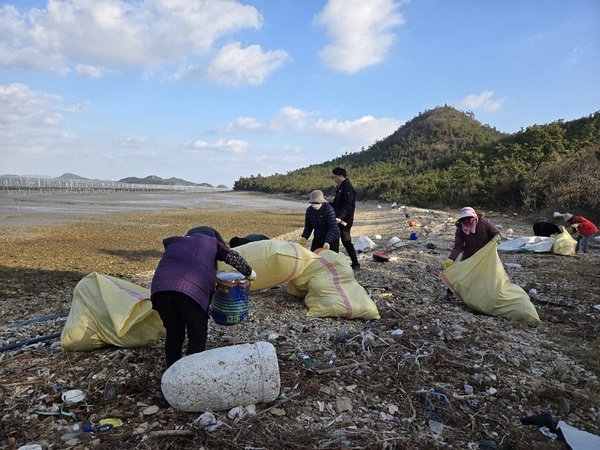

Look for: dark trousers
[311,232,340,252]
[340,225,359,266]
[152,291,209,368]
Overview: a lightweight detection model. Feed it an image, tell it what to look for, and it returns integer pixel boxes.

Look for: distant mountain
[118,175,214,187]
[56,173,90,180]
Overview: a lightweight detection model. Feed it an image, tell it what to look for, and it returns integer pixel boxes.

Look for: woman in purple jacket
[151,226,256,368]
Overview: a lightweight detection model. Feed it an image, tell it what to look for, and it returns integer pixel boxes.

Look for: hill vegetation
[234,106,600,220]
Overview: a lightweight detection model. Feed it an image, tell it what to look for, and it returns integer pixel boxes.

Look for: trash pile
[1,204,599,449]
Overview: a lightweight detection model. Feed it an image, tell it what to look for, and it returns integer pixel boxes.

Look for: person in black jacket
[229,234,270,247]
[300,190,340,252]
[331,167,360,270]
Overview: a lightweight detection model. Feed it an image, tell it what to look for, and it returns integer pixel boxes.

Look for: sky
[1,0,599,187]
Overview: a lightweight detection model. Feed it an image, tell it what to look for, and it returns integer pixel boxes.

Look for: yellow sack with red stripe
[286,249,380,320]
[440,236,539,323]
[218,240,320,291]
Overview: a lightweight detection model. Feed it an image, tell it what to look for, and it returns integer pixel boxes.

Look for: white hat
[562,213,573,222]
[309,190,326,203]
[458,207,477,220]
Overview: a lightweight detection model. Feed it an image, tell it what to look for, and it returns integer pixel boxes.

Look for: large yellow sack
[440,237,539,323]
[61,272,166,351]
[551,227,577,256]
[218,240,321,291]
[286,250,380,320]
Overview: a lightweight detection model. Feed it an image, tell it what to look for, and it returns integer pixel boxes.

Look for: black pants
[340,225,359,266]
[152,291,209,368]
[311,232,340,252]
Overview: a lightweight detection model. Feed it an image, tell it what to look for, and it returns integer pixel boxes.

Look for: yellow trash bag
[286,249,380,320]
[61,272,166,351]
[440,237,539,323]
[218,240,321,291]
[551,227,577,256]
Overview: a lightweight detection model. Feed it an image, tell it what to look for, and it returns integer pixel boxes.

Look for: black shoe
[351,264,361,271]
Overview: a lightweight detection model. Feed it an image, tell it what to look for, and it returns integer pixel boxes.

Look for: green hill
[234,106,600,217]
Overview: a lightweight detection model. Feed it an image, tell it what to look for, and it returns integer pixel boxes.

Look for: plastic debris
[61,389,85,404]
[194,411,225,431]
[100,418,124,427]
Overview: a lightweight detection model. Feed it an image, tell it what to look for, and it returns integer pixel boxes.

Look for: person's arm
[448,228,463,261]
[487,219,501,239]
[216,242,253,278]
[325,205,340,245]
[301,209,313,239]
[336,184,354,221]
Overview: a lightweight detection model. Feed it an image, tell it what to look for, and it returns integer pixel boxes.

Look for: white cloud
[214,117,268,133]
[0,0,286,84]
[179,42,289,86]
[184,138,249,154]
[314,0,405,73]
[112,137,152,147]
[217,106,402,144]
[459,91,505,113]
[75,64,114,78]
[0,83,64,126]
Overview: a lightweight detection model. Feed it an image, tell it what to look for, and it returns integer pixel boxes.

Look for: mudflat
[0,190,307,228]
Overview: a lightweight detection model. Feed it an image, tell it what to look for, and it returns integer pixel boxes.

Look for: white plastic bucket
[161,341,280,412]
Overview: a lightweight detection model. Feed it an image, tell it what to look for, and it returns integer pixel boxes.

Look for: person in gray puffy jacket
[151,226,256,368]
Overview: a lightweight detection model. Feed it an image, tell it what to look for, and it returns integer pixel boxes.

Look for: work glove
[299,237,307,245]
[323,242,330,250]
[247,270,257,281]
[336,218,341,223]
[444,259,454,269]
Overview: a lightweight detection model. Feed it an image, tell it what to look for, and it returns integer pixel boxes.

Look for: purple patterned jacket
[151,234,252,311]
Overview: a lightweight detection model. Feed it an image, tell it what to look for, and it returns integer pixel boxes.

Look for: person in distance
[299,190,340,253]
[331,167,361,270]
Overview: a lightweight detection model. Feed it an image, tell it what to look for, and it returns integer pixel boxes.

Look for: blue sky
[1,0,599,187]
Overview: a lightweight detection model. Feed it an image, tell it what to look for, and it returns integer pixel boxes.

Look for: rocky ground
[0,193,599,450]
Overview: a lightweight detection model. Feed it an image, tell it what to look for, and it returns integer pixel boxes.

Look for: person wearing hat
[445,206,500,266]
[300,190,340,252]
[562,213,598,254]
[332,167,361,270]
[151,226,257,368]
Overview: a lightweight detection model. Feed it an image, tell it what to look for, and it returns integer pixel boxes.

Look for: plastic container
[409,232,419,240]
[161,341,280,412]
[210,271,250,326]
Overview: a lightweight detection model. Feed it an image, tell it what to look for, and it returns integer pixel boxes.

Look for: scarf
[461,217,478,235]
